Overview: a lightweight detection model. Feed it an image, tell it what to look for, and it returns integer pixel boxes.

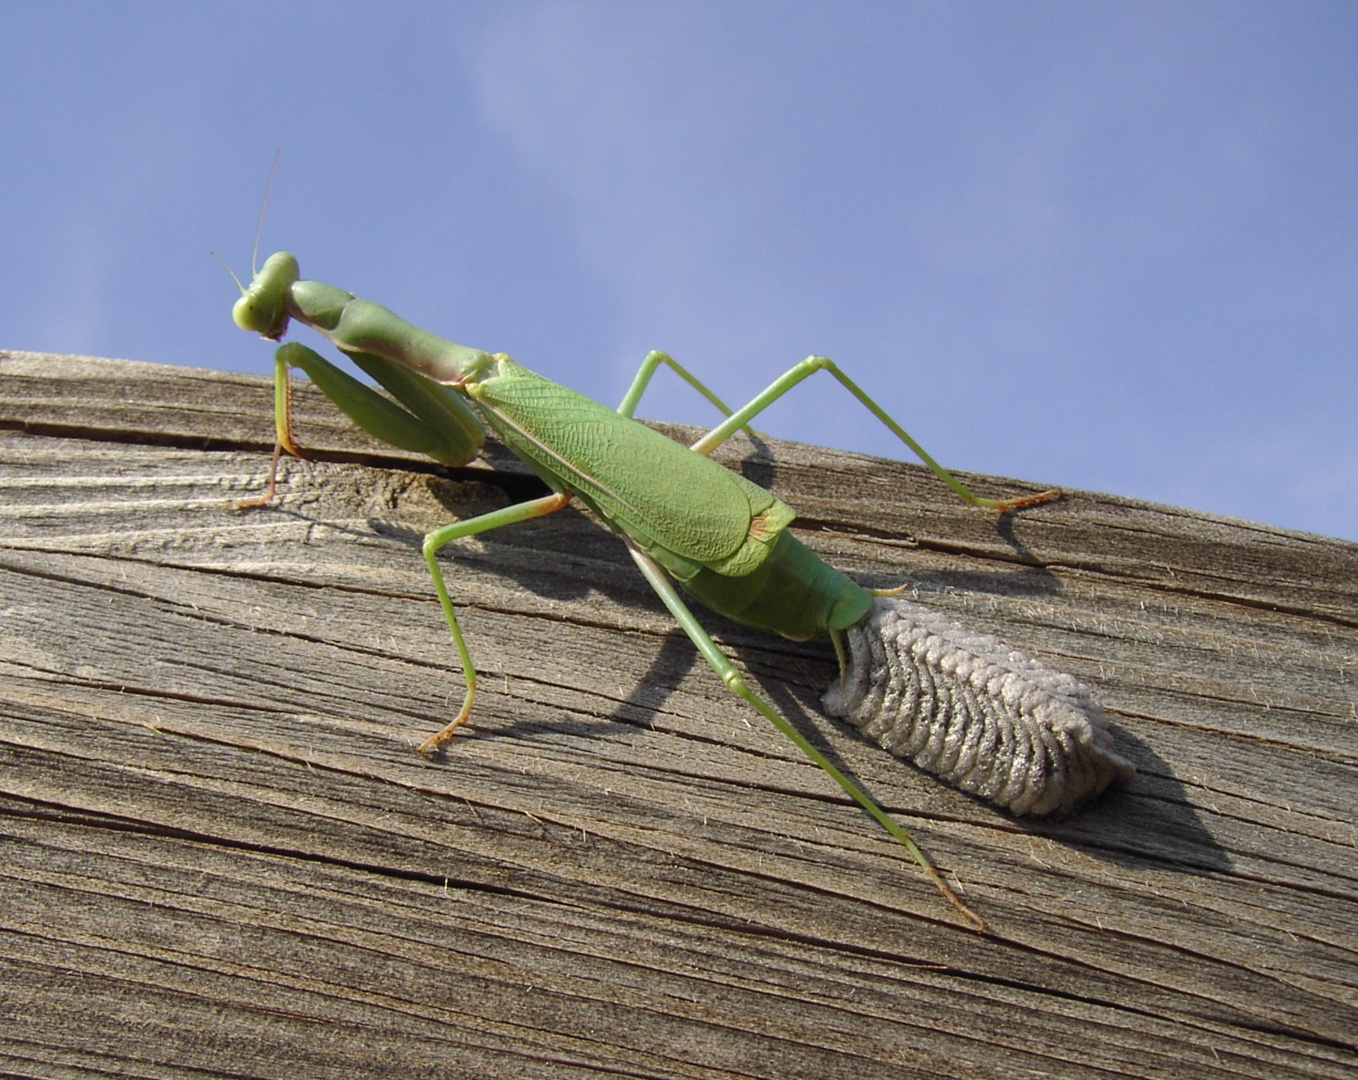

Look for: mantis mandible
[230,242,1070,932]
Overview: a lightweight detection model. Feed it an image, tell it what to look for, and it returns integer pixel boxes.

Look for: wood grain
[1,350,1354,1079]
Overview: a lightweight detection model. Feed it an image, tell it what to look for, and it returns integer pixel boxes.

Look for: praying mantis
[230,242,1071,932]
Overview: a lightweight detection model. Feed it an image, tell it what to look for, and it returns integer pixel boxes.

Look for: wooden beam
[2,351,1354,1078]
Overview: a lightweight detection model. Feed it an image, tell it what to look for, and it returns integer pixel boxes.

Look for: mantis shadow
[761,656,1230,878]
[1022,739,1231,875]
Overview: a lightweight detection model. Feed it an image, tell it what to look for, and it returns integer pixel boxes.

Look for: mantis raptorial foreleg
[236,341,483,509]
[623,539,986,932]
[628,353,1059,514]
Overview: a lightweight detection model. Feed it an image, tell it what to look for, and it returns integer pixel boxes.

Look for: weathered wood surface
[1,350,1354,1079]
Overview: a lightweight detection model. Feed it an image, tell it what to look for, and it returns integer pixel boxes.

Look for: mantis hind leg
[417,491,573,754]
[687,356,1060,515]
[623,539,986,932]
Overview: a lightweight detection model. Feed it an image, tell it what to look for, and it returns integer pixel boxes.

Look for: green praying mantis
[230,238,1062,932]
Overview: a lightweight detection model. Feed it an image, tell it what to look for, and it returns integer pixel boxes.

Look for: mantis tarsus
[231,243,1083,933]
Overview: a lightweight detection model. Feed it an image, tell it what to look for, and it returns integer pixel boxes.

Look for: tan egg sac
[823,597,1135,817]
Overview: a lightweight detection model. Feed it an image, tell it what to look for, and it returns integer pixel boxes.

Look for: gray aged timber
[1,351,1355,1079]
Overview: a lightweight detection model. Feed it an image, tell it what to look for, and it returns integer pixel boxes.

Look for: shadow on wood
[1,351,1355,1078]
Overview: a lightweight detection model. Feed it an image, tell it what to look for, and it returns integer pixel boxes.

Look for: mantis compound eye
[823,596,1135,817]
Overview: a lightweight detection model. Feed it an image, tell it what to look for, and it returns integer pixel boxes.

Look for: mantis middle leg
[417,491,573,755]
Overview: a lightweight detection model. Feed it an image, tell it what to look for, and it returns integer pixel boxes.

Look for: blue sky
[4,2,1356,541]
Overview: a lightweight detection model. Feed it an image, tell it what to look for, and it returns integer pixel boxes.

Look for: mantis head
[231,250,300,341]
